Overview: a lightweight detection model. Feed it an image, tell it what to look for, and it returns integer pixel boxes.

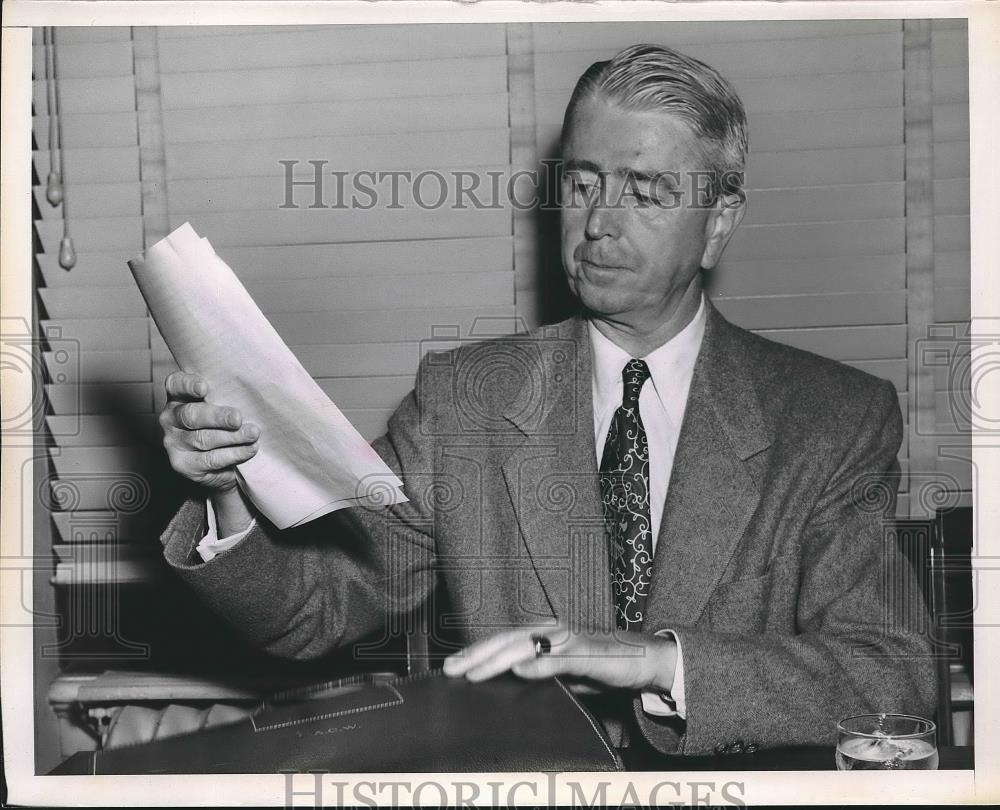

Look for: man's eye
[625,189,653,204]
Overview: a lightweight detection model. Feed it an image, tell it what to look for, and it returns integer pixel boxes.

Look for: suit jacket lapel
[645,301,772,629]
[497,304,772,632]
[499,316,614,631]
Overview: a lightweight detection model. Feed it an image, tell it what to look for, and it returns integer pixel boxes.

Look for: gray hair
[562,43,749,201]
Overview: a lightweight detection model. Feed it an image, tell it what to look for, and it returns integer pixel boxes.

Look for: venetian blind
[32,27,156,582]
[34,25,518,582]
[930,20,971,507]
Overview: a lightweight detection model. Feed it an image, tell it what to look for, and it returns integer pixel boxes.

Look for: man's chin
[577,294,634,322]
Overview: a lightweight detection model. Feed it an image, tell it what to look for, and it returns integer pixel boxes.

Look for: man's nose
[584,200,620,240]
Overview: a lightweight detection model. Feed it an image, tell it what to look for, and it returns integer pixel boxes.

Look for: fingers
[184,424,260,452]
[171,402,244,432]
[465,634,541,682]
[165,371,209,402]
[159,372,260,491]
[199,442,260,471]
[442,628,527,678]
[443,626,565,682]
[442,628,661,690]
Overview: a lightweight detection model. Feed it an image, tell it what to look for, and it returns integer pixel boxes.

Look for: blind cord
[49,27,76,269]
[43,26,63,206]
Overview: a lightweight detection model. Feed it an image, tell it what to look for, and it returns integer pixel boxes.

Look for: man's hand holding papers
[160,371,260,537]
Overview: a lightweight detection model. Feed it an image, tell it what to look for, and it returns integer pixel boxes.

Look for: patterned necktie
[599,359,653,632]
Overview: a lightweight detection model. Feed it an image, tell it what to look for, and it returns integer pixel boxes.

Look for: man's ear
[700,192,746,270]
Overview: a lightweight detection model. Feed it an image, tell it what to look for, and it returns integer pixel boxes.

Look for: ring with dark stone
[531,634,552,658]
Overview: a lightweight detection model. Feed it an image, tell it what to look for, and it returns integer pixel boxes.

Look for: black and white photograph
[1,1,995,805]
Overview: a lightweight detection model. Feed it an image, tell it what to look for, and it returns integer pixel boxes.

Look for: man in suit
[158,44,935,756]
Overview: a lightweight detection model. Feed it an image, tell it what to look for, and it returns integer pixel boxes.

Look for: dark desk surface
[50,745,973,775]
[623,744,973,771]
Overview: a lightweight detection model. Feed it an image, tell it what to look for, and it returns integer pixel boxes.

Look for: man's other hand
[442,624,677,694]
[160,371,260,494]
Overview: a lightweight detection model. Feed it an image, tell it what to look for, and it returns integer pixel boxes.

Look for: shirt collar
[587,294,707,426]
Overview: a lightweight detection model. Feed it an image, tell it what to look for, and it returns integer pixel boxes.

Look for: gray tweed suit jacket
[161,300,936,756]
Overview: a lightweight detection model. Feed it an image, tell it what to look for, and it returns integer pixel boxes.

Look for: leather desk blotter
[50,670,622,774]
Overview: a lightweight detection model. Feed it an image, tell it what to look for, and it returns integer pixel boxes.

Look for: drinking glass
[836,713,938,770]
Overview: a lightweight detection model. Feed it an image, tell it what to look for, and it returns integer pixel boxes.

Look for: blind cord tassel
[43,26,63,206]
[48,26,76,269]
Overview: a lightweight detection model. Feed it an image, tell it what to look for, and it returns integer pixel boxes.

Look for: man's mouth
[579,258,626,273]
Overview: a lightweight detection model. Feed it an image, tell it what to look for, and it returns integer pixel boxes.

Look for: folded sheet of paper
[128,222,407,529]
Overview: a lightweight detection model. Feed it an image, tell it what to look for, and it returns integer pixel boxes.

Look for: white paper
[128,222,407,529]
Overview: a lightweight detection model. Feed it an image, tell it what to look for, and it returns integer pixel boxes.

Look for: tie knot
[621,359,650,408]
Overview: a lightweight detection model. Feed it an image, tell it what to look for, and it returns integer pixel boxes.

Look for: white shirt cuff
[195,498,256,562]
[639,629,686,719]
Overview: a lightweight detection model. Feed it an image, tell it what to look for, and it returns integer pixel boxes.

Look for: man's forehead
[562,97,704,169]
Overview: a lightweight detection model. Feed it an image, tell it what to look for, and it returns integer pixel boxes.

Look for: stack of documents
[128,223,407,529]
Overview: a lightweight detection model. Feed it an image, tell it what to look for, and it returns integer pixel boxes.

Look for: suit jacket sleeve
[159,356,440,660]
[636,380,938,755]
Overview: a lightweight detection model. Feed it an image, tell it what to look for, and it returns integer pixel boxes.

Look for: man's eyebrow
[562,158,601,174]
[620,168,680,185]
[562,160,679,186]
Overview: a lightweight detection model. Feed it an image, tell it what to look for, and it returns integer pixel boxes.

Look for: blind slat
[47,415,159,447]
[754,324,906,361]
[217,237,513,279]
[712,254,905,296]
[158,26,507,72]
[163,93,510,143]
[49,446,158,475]
[45,383,153,415]
[934,287,970,323]
[38,288,146,319]
[341,409,394,443]
[243,273,513,313]
[36,236,514,286]
[531,20,901,52]
[293,342,453,378]
[173,207,512,247]
[268,305,517,345]
[933,102,969,143]
[934,251,971,286]
[164,129,511,179]
[935,177,970,215]
[537,106,903,154]
[728,219,905,261]
[33,28,132,44]
[34,217,143,254]
[935,215,970,252]
[715,291,905,330]
[33,146,140,183]
[33,112,137,148]
[537,69,902,115]
[31,40,134,78]
[934,140,969,179]
[747,145,903,187]
[168,164,509,213]
[44,350,151,384]
[32,76,137,114]
[41,319,148,350]
[33,182,140,221]
[743,182,904,226]
[931,28,969,67]
[160,56,509,108]
[317,376,414,411]
[535,34,902,88]
[931,66,970,103]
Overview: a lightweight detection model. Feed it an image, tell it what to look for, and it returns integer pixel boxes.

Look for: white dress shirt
[199,296,707,720]
[588,295,706,719]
